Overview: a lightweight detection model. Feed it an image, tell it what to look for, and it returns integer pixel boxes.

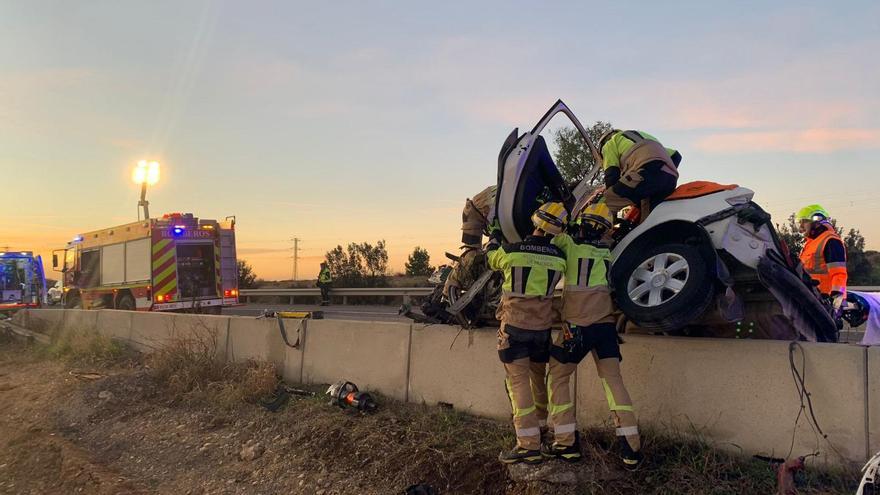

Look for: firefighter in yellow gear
[796,205,847,310]
[487,201,568,465]
[445,185,497,298]
[544,202,643,468]
[597,129,681,217]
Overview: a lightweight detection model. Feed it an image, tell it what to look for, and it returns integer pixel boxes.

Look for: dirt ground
[0,336,513,495]
[0,333,857,495]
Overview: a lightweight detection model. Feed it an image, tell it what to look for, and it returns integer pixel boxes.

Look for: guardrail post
[342,295,348,305]
[290,296,294,305]
[403,294,410,305]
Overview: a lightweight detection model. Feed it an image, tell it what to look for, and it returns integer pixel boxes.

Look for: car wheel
[65,294,83,309]
[612,243,714,332]
[116,293,136,311]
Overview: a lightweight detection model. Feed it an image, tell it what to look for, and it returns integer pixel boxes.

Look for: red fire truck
[53,213,239,313]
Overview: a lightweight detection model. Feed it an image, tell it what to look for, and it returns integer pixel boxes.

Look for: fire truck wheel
[116,293,136,311]
[65,295,82,309]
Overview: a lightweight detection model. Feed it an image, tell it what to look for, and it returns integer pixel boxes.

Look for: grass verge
[147,323,278,409]
[41,326,136,367]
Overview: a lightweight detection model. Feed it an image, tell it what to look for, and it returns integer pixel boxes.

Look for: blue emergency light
[172,225,186,236]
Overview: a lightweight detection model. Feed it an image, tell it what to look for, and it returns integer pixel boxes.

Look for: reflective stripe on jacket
[487,235,566,297]
[487,233,566,330]
[551,233,617,327]
[800,224,847,296]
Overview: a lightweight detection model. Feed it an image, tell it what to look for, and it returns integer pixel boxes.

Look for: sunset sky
[2,1,879,280]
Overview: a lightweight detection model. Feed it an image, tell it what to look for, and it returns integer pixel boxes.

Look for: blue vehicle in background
[0,251,48,315]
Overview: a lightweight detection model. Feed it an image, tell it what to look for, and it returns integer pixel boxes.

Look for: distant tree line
[405,246,433,277]
[324,240,390,288]
[315,243,438,287]
[237,259,258,289]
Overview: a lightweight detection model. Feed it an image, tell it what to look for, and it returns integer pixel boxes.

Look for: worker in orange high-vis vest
[796,204,847,311]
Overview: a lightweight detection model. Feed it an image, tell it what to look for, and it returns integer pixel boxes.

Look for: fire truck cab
[53,213,239,313]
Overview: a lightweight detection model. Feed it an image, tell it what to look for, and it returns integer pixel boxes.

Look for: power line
[289,237,301,281]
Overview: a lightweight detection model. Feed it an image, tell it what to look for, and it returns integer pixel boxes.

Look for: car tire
[612,243,714,332]
[65,294,83,309]
[116,293,136,311]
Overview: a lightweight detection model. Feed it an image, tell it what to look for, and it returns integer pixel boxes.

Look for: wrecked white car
[406,100,837,342]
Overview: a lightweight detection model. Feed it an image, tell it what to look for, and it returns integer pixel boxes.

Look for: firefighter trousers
[503,359,549,450]
[498,324,550,450]
[597,356,640,452]
[546,354,640,450]
[546,323,639,450]
[547,358,578,446]
[603,162,678,218]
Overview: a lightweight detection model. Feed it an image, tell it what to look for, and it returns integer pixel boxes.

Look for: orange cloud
[694,128,880,153]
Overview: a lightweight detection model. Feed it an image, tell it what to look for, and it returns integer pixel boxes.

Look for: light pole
[132,160,160,220]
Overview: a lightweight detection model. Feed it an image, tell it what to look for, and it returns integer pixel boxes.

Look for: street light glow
[133,160,160,185]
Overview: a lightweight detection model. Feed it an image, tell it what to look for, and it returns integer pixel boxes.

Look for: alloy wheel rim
[627,253,690,307]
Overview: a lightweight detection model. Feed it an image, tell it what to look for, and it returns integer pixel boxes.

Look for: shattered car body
[606,182,836,341]
[406,100,837,341]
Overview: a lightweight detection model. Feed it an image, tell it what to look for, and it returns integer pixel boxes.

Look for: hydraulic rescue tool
[326,380,378,412]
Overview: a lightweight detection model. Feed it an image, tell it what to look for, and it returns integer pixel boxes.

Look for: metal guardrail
[239,287,433,304]
[240,285,880,305]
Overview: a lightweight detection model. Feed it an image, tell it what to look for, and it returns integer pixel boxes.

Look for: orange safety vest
[799,227,847,296]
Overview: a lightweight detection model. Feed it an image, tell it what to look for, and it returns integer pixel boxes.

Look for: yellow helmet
[578,202,614,232]
[531,202,568,235]
[795,204,830,222]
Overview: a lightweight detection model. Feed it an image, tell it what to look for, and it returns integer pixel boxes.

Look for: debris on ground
[239,442,266,461]
[69,370,107,381]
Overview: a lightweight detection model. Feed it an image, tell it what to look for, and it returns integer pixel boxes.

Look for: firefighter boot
[499,446,544,465]
[541,430,583,462]
[618,436,644,470]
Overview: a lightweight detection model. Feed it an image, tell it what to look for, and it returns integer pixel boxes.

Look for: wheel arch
[63,288,82,308]
[114,289,135,309]
[611,220,717,282]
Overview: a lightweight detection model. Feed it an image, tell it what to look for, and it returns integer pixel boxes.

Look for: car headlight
[725,194,752,206]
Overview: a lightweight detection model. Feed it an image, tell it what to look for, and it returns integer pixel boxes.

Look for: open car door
[494,100,604,242]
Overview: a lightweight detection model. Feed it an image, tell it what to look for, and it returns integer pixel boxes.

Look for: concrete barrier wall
[96,310,134,341]
[576,336,867,465]
[225,317,304,383]
[870,346,880,457]
[128,311,182,352]
[11,309,65,334]
[301,319,411,401]
[14,309,876,465]
[408,324,509,419]
[64,309,100,333]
